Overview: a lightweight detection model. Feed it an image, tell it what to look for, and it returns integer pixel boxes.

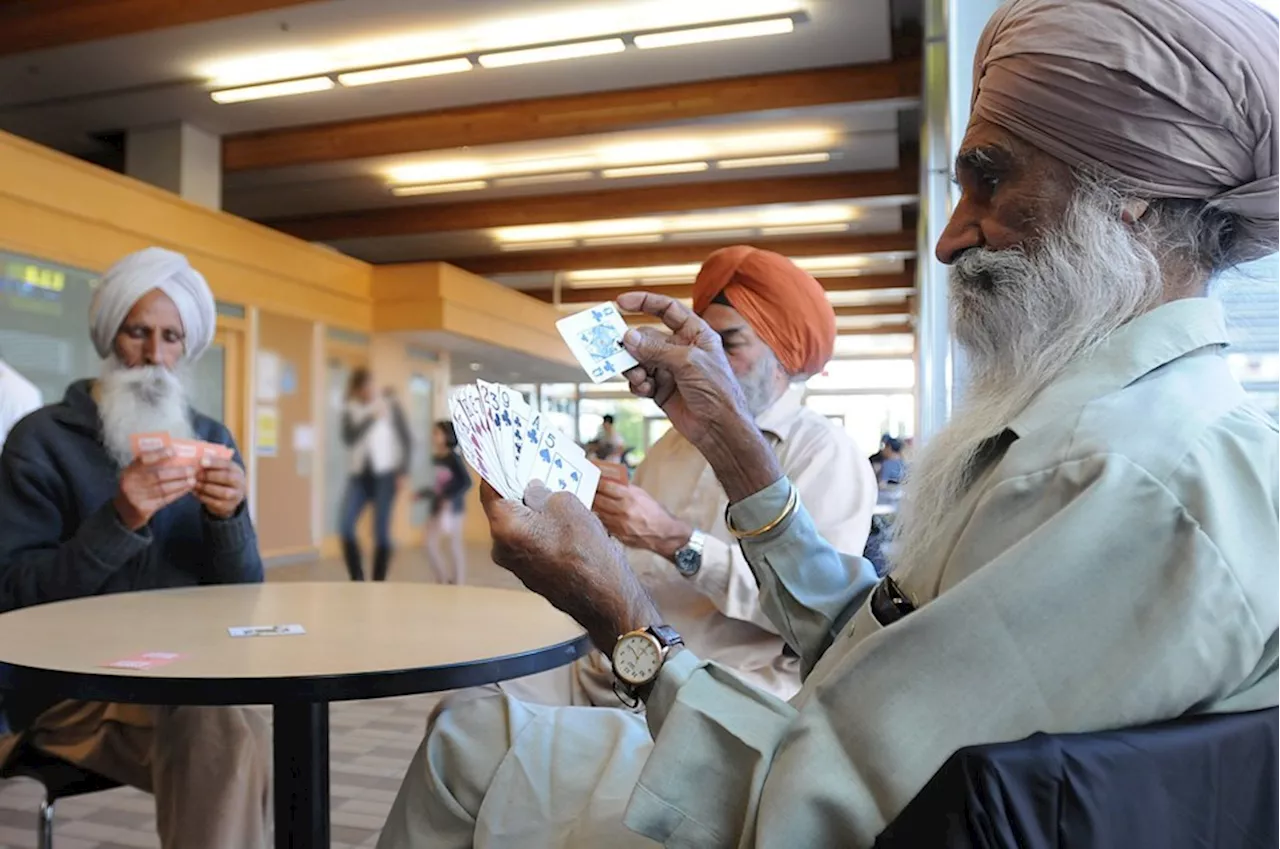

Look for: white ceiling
[399,330,585,386]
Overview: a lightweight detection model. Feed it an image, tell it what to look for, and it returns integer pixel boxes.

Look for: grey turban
[89,247,217,362]
[973,0,1279,260]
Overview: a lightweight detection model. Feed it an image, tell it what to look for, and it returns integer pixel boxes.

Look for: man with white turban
[376,1,1277,847]
[0,247,270,849]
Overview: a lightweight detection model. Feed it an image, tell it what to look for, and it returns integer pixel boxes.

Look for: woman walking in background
[418,421,472,584]
[339,368,411,582]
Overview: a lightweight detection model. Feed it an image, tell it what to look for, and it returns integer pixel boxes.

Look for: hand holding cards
[450,381,600,507]
[130,432,233,467]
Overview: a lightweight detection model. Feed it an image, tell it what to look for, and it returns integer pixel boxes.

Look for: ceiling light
[478,38,625,68]
[598,141,710,166]
[391,181,489,196]
[759,223,851,236]
[210,76,335,104]
[580,235,666,246]
[668,228,757,241]
[336,58,473,86]
[757,204,856,226]
[566,264,701,284]
[717,152,833,169]
[469,362,483,371]
[601,162,709,179]
[499,240,578,251]
[634,16,795,49]
[490,155,598,176]
[493,171,595,187]
[386,160,488,184]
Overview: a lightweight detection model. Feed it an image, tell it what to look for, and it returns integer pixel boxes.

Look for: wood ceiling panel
[223,59,921,171]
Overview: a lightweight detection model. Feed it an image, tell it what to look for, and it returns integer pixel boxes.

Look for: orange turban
[692,246,836,378]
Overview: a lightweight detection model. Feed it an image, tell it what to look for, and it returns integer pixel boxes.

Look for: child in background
[417,422,472,584]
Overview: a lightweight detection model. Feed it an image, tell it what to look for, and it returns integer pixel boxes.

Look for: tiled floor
[0,542,519,849]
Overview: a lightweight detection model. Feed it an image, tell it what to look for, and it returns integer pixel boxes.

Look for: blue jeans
[340,472,399,581]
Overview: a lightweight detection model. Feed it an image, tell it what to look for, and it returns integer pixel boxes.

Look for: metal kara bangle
[725,484,798,540]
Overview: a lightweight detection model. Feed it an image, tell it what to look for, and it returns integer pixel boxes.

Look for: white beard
[736,346,788,417]
[890,180,1165,579]
[98,355,194,469]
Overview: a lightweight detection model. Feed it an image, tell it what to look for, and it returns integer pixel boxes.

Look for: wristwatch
[672,528,706,577]
[611,624,684,702]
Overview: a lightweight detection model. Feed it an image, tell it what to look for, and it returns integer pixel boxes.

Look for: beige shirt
[626,297,1279,847]
[578,387,877,704]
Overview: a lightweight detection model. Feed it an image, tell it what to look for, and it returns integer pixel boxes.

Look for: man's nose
[935,203,983,265]
[142,331,160,365]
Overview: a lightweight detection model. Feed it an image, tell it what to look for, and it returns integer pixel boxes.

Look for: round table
[0,582,591,849]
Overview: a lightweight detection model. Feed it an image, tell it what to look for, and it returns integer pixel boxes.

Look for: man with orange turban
[502,245,877,708]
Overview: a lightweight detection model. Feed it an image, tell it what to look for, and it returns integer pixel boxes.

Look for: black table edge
[0,632,592,705]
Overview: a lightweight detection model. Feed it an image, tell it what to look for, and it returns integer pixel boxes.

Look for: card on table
[555,303,639,384]
[103,651,185,670]
[228,624,307,637]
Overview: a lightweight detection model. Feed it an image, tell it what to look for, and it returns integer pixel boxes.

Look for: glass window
[806,358,916,391]
[0,250,100,403]
[538,383,579,442]
[578,396,664,466]
[832,334,915,357]
[1215,253,1279,420]
[805,393,914,454]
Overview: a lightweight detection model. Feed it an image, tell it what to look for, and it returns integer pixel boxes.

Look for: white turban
[89,248,217,362]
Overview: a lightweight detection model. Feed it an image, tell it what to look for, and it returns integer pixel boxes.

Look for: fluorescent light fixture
[493,171,595,187]
[580,234,666,246]
[635,16,795,49]
[759,223,852,236]
[391,180,489,196]
[668,228,756,241]
[717,151,832,169]
[336,58,473,86]
[757,204,856,226]
[601,162,709,179]
[478,38,625,68]
[499,240,578,251]
[386,160,488,184]
[490,155,598,176]
[210,76,335,104]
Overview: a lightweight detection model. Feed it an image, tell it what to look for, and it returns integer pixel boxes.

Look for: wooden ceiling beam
[0,0,314,55]
[264,166,919,241]
[223,58,921,171]
[526,267,916,303]
[838,322,914,336]
[451,232,916,276]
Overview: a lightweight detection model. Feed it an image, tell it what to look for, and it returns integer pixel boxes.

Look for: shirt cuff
[79,501,152,566]
[202,503,254,554]
[726,477,794,542]
[643,647,701,737]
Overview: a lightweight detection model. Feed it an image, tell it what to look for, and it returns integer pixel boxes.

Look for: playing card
[556,303,639,383]
[130,431,172,458]
[170,439,202,467]
[527,426,600,508]
[477,380,520,498]
[450,388,512,499]
[228,624,306,637]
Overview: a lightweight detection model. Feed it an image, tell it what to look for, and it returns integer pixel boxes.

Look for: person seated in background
[0,248,270,849]
[592,414,626,463]
[376,1,1278,845]
[512,246,874,706]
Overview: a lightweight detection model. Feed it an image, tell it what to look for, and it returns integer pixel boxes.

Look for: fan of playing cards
[450,381,601,507]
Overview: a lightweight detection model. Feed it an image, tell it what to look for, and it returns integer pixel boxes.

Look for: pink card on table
[103,652,185,671]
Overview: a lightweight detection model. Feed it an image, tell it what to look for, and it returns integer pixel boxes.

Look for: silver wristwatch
[672,528,706,577]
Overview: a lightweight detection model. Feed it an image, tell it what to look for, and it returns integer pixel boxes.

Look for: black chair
[0,741,122,849]
[875,708,1278,849]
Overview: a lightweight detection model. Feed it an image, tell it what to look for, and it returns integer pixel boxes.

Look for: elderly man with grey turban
[0,248,270,849]
[375,1,1278,848]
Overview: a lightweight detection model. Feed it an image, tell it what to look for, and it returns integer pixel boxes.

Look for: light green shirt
[625,297,1280,848]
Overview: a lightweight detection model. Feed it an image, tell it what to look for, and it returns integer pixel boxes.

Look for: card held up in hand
[555,303,638,383]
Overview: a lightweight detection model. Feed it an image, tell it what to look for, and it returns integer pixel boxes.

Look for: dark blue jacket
[0,379,263,728]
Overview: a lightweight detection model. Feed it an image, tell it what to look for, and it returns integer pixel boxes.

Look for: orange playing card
[170,439,202,467]
[590,460,629,483]
[130,431,172,458]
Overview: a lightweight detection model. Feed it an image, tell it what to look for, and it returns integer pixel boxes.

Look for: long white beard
[736,346,787,417]
[98,356,194,468]
[890,180,1164,579]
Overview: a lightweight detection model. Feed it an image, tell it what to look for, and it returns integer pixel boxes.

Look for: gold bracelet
[725,484,798,540]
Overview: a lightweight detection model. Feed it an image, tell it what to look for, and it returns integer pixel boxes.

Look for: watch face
[674,545,701,576]
[612,633,664,685]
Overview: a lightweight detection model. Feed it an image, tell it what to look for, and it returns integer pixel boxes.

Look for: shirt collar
[1008,297,1230,438]
[754,385,806,441]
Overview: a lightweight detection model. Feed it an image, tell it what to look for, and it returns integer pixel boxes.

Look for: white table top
[0,583,589,704]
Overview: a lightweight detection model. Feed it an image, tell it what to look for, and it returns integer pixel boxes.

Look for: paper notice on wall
[256,407,279,457]
[292,424,315,452]
[257,351,280,402]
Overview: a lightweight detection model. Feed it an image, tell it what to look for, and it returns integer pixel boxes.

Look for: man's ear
[1120,198,1150,226]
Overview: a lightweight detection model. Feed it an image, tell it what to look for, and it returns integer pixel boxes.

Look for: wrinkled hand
[594,478,692,560]
[617,291,784,502]
[616,292,750,448]
[194,451,247,519]
[114,448,196,531]
[482,481,660,655]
